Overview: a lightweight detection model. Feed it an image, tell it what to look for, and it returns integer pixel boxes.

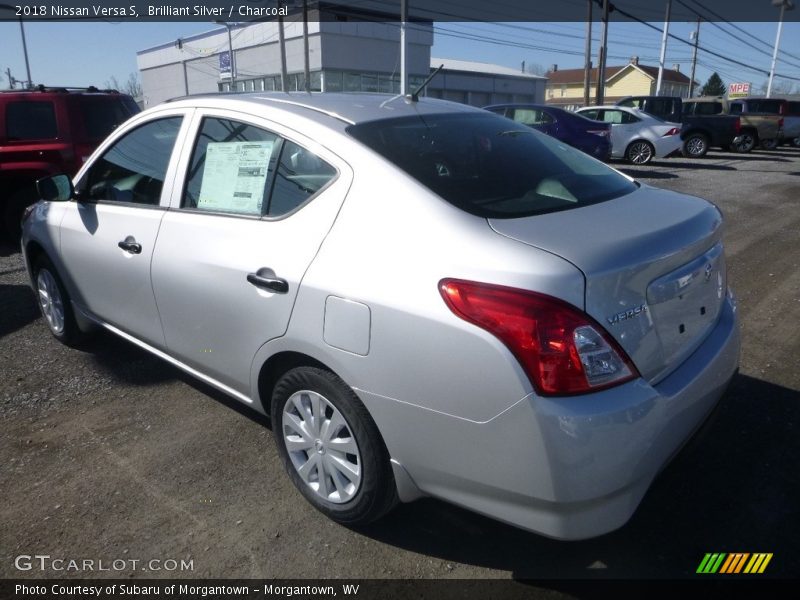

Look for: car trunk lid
[488,184,726,383]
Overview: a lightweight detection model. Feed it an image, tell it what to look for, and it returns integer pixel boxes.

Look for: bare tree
[104,73,142,98]
[125,72,143,98]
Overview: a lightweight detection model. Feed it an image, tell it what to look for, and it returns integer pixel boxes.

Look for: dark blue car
[484,104,612,161]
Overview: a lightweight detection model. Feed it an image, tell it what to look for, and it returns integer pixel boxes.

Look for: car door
[58,110,191,347]
[601,109,641,156]
[150,110,352,397]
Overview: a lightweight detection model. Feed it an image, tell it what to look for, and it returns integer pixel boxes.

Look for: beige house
[545,57,693,110]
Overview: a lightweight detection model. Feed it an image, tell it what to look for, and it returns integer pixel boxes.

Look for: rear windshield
[347,113,637,219]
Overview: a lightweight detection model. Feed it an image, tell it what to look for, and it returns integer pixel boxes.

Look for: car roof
[165,92,483,126]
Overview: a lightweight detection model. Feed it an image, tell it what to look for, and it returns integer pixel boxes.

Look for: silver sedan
[22,93,739,540]
[576,105,683,164]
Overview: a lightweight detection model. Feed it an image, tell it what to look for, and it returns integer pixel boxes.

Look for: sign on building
[219,52,231,79]
[728,82,751,99]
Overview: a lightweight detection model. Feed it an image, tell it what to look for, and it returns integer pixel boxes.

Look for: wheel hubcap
[688,138,704,154]
[283,390,361,503]
[37,269,65,334]
[630,143,652,164]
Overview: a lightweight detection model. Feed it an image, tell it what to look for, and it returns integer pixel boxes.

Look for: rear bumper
[368,291,740,540]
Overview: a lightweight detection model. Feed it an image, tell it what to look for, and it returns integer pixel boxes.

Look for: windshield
[347,113,637,218]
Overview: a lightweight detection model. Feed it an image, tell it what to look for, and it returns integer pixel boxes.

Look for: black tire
[732,130,757,153]
[625,140,655,165]
[271,366,397,525]
[681,132,709,158]
[793,137,800,148]
[4,185,37,242]
[760,138,778,150]
[32,256,82,345]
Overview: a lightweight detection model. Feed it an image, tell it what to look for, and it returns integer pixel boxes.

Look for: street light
[766,0,794,98]
[0,3,33,88]
[214,20,236,90]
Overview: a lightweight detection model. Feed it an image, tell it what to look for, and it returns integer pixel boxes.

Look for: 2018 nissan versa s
[22,93,740,540]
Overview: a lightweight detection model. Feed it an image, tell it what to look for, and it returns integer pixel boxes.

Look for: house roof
[546,63,691,85]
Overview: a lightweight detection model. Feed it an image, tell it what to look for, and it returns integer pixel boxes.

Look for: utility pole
[655,0,671,96]
[302,0,310,92]
[688,18,700,98]
[595,0,610,105]
[767,0,794,98]
[583,0,593,107]
[400,0,408,95]
[278,14,288,91]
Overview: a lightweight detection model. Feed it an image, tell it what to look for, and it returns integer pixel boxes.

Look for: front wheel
[271,367,397,525]
[681,133,709,158]
[33,256,82,345]
[625,140,655,165]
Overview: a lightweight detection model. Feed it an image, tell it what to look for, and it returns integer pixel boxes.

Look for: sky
[2,17,799,95]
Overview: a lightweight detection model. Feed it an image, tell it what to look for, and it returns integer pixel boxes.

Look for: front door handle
[247,267,288,294]
[118,236,142,254]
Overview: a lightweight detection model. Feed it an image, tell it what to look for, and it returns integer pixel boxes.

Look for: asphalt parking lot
[1,147,798,587]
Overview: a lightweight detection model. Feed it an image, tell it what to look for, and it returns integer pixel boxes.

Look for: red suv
[0,86,140,239]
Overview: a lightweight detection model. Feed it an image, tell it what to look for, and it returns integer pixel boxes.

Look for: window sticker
[197,141,273,214]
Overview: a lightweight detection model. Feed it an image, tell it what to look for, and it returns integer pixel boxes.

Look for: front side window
[347,112,637,219]
[83,117,182,205]
[6,101,57,140]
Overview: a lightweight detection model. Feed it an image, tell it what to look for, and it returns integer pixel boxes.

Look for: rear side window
[83,117,182,205]
[79,98,139,140]
[270,140,337,216]
[6,101,57,140]
[511,108,553,126]
[686,102,722,116]
[347,113,637,219]
[183,117,336,217]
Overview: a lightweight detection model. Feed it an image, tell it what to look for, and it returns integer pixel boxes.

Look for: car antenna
[378,64,444,109]
[409,64,443,102]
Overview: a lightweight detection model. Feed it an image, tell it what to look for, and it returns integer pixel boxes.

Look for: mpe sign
[728,82,751,99]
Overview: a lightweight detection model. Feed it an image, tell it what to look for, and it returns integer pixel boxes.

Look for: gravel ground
[1,147,798,590]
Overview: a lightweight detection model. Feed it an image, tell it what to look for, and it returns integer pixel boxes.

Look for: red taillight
[663,127,680,136]
[439,279,639,396]
[778,117,784,128]
[587,129,609,138]
[734,117,741,133]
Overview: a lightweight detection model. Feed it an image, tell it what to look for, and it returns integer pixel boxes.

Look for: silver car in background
[22,93,739,540]
[575,105,682,164]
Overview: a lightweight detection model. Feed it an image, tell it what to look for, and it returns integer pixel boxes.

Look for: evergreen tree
[700,72,726,97]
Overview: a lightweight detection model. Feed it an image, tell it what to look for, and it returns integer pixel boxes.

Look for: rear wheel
[681,133,709,158]
[625,140,655,165]
[33,256,82,345]
[271,367,397,525]
[760,138,778,150]
[732,130,757,153]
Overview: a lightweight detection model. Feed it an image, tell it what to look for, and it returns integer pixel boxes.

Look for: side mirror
[37,174,74,202]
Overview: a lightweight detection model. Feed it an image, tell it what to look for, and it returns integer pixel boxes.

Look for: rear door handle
[247,268,288,294]
[118,236,142,254]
